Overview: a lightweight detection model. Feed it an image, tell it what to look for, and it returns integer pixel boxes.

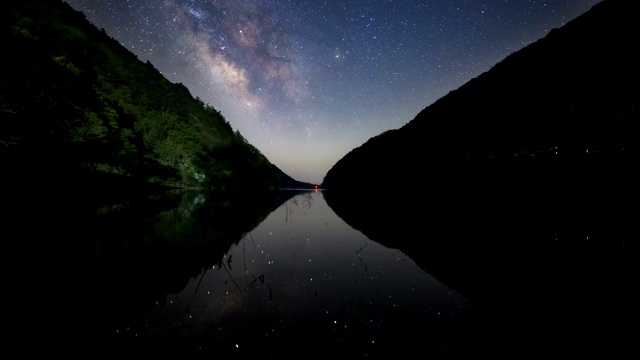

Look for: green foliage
[1,0,280,192]
[72,110,109,142]
[52,55,81,75]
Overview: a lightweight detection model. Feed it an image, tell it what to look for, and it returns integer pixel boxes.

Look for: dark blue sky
[64,0,601,183]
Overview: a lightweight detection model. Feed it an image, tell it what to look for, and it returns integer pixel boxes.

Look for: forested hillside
[1,0,281,192]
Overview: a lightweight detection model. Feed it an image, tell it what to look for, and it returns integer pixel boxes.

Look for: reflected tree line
[8,187,305,354]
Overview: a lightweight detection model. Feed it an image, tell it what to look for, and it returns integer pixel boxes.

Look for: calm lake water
[8,189,494,357]
[7,183,636,358]
[109,190,491,356]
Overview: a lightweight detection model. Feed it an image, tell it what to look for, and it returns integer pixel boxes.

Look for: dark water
[319,155,640,359]
[4,189,491,357]
[5,184,636,358]
[108,190,490,356]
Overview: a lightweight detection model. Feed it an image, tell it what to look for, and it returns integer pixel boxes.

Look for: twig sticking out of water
[356,241,368,271]
[222,259,243,295]
[194,267,208,295]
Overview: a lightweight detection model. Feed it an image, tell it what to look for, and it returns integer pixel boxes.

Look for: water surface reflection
[111,191,491,356]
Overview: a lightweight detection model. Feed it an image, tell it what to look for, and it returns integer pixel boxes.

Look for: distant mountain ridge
[273,165,317,189]
[321,0,638,190]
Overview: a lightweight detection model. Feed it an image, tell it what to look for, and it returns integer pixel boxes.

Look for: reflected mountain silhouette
[94,190,495,358]
[6,187,303,355]
[322,156,639,357]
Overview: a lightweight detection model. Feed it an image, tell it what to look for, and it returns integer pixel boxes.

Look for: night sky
[64,0,601,184]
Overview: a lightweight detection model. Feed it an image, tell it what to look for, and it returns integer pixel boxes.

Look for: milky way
[64,0,601,183]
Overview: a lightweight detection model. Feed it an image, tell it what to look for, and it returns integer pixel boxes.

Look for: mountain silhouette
[322,0,638,191]
[322,0,638,357]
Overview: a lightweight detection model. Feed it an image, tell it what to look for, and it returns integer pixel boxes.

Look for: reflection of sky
[64,0,602,184]
[122,191,486,353]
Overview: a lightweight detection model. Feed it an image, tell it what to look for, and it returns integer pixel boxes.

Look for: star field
[64,0,601,184]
